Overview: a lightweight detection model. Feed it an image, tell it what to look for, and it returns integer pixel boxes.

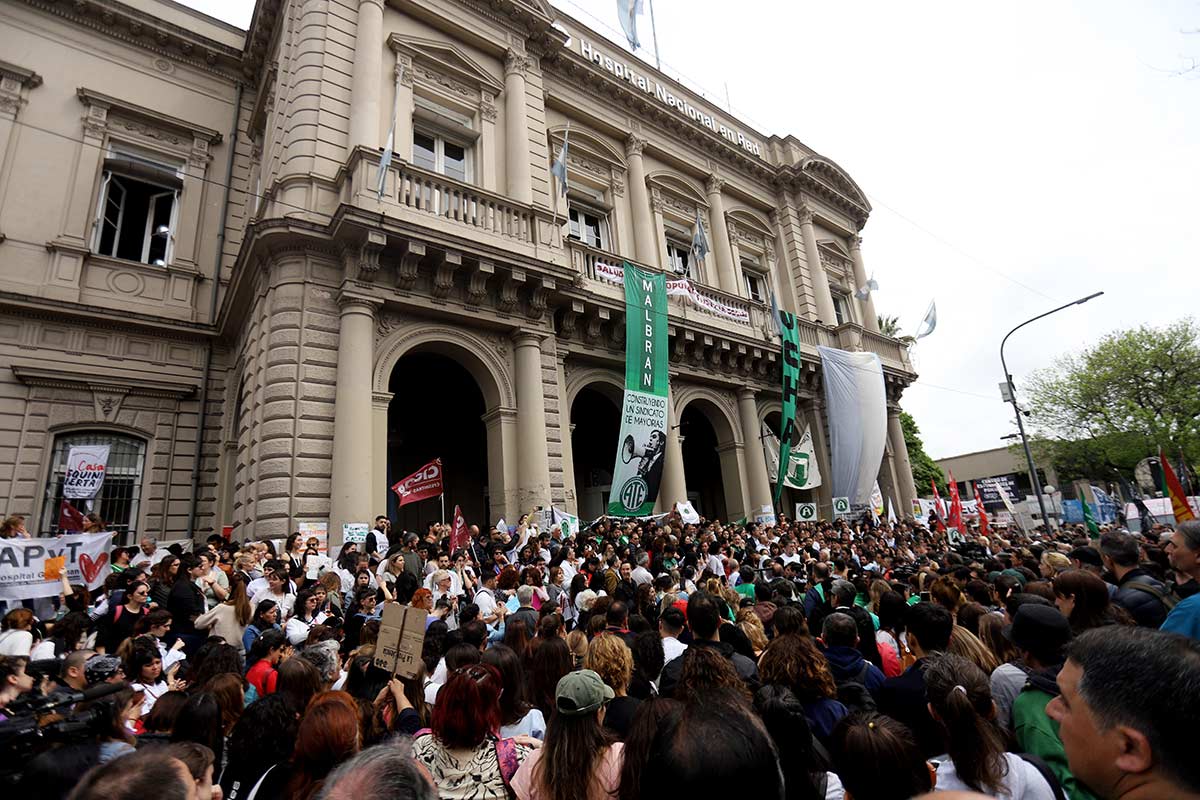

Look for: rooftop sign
[577,38,763,158]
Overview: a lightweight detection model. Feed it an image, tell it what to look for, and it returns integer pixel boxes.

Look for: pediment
[388,34,504,95]
[799,156,871,211]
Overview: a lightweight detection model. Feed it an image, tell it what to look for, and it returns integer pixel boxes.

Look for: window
[413,129,471,183]
[666,240,696,280]
[832,291,853,325]
[94,151,181,266]
[743,270,766,303]
[568,203,608,250]
[42,432,147,543]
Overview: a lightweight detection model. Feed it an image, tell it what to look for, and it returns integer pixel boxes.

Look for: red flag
[930,481,947,532]
[1160,448,1196,523]
[58,500,87,532]
[391,458,444,507]
[973,484,990,536]
[450,505,469,552]
[947,472,964,531]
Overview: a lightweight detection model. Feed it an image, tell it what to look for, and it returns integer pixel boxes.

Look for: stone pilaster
[329,294,379,544]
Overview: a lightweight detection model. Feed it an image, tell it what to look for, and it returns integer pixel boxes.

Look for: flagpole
[440,492,445,526]
[647,0,661,70]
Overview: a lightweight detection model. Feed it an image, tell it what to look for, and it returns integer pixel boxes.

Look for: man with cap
[510,670,622,800]
[84,654,125,685]
[1161,521,1200,638]
[1004,606,1098,800]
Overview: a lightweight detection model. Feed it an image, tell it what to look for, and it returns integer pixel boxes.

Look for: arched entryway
[570,384,622,521]
[678,396,745,523]
[763,409,816,518]
[387,351,490,530]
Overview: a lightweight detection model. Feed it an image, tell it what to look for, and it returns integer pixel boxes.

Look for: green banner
[608,263,669,516]
[773,310,801,505]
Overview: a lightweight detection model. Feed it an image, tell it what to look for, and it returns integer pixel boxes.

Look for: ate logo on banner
[796,503,816,521]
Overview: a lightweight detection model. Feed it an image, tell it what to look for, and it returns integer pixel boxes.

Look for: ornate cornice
[17,0,243,81]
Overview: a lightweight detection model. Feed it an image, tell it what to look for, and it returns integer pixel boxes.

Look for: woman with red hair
[412,663,536,798]
[285,691,361,800]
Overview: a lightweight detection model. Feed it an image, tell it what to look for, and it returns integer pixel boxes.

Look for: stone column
[806,400,834,516]
[483,407,519,523]
[393,54,415,160]
[661,385,687,509]
[625,135,658,266]
[348,0,384,152]
[798,205,838,325]
[737,389,773,514]
[504,50,532,205]
[514,332,551,508]
[329,295,379,545]
[371,391,393,514]
[705,175,740,296]
[479,91,498,191]
[888,408,917,517]
[849,235,879,333]
[768,210,803,314]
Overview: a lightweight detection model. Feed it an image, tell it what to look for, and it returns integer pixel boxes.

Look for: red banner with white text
[391,458,444,507]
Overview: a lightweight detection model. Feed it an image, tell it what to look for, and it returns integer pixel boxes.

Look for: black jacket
[1112,568,1170,628]
[875,658,943,759]
[659,639,759,699]
[167,579,205,636]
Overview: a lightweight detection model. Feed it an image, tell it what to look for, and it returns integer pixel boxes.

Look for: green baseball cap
[555,669,614,716]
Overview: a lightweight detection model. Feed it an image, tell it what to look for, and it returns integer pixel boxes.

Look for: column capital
[736,387,758,403]
[337,292,382,314]
[394,59,413,87]
[797,204,815,226]
[372,391,394,408]
[504,49,529,77]
[511,330,548,348]
[359,0,384,9]
[705,174,725,196]
[482,406,519,426]
[625,134,647,157]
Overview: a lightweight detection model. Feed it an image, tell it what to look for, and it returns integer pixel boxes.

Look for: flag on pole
[616,0,645,50]
[930,480,947,532]
[450,505,470,552]
[57,500,87,533]
[946,472,964,532]
[1160,447,1197,523]
[973,484,990,536]
[691,206,709,264]
[768,288,783,338]
[915,300,937,340]
[550,124,569,197]
[854,276,879,301]
[376,76,404,199]
[1080,492,1100,538]
[391,458,444,507]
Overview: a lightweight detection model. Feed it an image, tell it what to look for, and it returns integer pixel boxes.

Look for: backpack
[1124,581,1179,612]
[834,661,877,713]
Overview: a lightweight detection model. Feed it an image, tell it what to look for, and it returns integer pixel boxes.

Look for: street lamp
[1000,291,1104,533]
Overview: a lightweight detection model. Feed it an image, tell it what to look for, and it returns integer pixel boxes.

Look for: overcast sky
[183,0,1198,459]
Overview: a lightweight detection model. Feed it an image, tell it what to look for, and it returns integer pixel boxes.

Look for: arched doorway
[387,351,489,532]
[678,396,747,523]
[570,384,622,521]
[763,409,814,518]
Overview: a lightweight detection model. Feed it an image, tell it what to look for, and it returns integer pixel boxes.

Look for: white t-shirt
[251,588,294,620]
[662,636,687,664]
[0,629,33,656]
[131,549,167,570]
[930,752,1056,800]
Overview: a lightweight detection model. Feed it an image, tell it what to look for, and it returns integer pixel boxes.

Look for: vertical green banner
[608,263,669,516]
[773,310,801,506]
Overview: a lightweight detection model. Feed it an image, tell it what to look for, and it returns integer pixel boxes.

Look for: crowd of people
[2,509,1199,800]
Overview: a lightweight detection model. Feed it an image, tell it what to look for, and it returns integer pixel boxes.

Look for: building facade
[0,0,918,545]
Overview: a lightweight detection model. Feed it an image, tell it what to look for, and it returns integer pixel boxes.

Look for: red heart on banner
[79,552,108,584]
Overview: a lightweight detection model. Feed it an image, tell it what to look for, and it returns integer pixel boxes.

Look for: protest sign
[373,603,428,678]
[297,521,329,553]
[342,523,369,544]
[832,497,851,516]
[62,445,110,500]
[795,502,817,522]
[0,532,112,600]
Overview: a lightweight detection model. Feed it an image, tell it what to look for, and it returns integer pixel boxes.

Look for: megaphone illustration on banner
[621,434,638,464]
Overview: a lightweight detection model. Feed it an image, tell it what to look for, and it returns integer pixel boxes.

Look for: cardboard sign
[43,556,66,580]
[373,603,428,678]
[343,523,369,544]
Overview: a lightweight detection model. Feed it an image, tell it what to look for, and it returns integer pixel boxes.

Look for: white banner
[676,501,701,524]
[0,532,113,600]
[62,445,111,500]
[595,261,750,323]
[762,422,822,490]
[818,346,888,506]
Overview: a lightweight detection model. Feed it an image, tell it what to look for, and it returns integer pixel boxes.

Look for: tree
[878,314,916,346]
[1024,318,1200,479]
[900,411,947,496]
